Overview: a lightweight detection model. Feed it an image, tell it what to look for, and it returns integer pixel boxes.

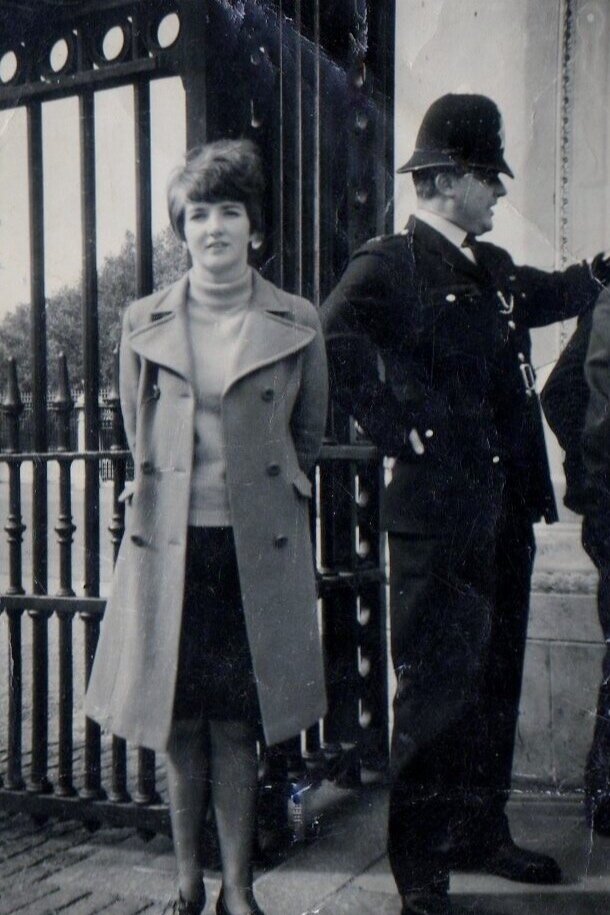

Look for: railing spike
[2,358,24,414]
[108,345,120,403]
[53,353,74,412]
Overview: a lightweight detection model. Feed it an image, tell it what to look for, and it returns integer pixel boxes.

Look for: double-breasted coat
[85,270,328,751]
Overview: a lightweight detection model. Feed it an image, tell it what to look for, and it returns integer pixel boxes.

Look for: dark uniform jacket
[321,216,605,534]
[540,308,594,515]
[584,287,610,501]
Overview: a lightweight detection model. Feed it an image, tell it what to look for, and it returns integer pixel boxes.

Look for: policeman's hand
[591,251,610,286]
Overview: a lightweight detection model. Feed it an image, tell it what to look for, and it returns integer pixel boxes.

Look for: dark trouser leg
[582,513,610,808]
[387,529,495,894]
[388,747,451,897]
[469,501,535,842]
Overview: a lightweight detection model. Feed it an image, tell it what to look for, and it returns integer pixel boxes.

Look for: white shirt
[414,208,476,264]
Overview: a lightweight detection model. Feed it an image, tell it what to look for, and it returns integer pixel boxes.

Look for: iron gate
[0,0,395,835]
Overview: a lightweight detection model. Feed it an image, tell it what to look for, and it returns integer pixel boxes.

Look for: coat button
[274,535,288,549]
[261,387,274,402]
[517,353,525,363]
[131,534,147,547]
[508,320,516,330]
[140,460,155,475]
[445,293,456,302]
[267,463,281,477]
[492,455,501,464]
[151,384,161,400]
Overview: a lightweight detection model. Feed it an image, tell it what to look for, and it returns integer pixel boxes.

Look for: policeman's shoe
[585,793,610,837]
[480,838,562,884]
[401,891,476,915]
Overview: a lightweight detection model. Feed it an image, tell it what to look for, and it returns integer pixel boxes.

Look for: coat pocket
[293,470,313,499]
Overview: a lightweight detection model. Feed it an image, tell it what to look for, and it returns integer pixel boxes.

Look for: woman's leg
[166,718,210,906]
[209,719,259,914]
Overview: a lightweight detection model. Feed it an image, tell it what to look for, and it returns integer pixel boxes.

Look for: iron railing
[0,0,395,836]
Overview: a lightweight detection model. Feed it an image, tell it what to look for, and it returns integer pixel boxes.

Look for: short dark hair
[167,139,264,241]
[412,166,465,200]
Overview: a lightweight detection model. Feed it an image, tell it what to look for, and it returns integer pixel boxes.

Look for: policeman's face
[450,169,507,236]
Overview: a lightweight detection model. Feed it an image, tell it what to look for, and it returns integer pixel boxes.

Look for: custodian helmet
[397,93,514,178]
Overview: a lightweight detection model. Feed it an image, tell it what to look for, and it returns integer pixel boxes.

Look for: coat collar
[406,214,482,281]
[127,270,315,393]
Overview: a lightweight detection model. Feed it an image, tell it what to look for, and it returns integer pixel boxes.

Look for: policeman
[321,93,610,915]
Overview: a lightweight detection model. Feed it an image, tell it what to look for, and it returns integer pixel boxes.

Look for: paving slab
[3,789,610,915]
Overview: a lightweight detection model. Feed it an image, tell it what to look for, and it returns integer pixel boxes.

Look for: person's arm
[320,244,428,456]
[479,242,610,328]
[118,305,140,458]
[290,305,328,474]
[540,310,592,454]
[584,288,610,495]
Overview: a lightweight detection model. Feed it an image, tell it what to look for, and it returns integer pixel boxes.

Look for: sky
[0,77,185,322]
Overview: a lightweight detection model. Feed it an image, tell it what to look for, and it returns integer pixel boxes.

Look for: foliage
[0,227,187,396]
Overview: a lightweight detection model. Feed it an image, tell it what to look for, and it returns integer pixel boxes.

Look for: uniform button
[508,320,516,330]
[131,534,147,547]
[517,353,525,363]
[267,462,281,477]
[492,455,500,464]
[140,460,155,475]
[446,293,456,302]
[151,384,161,400]
[261,387,274,402]
[274,535,288,549]
[424,429,434,439]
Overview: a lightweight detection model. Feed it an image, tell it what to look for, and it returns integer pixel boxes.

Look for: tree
[0,227,187,397]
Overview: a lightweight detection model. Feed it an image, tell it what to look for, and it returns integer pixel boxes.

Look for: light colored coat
[85,270,328,750]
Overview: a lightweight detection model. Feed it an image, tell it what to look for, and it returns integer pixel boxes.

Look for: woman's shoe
[172,889,206,915]
[216,886,265,915]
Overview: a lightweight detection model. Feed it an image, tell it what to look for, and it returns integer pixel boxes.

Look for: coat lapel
[125,270,315,391]
[222,272,315,395]
[127,275,193,381]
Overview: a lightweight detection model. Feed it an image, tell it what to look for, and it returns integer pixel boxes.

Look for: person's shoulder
[354,230,410,258]
[257,273,320,330]
[123,278,186,330]
[593,284,610,317]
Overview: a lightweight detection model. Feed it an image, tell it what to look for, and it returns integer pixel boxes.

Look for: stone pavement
[2,786,610,914]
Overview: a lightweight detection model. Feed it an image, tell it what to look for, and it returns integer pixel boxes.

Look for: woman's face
[183,199,253,282]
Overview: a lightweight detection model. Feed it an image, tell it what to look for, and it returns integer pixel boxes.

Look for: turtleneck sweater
[187,267,252,526]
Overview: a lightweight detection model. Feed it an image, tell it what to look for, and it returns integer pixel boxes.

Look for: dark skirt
[173,526,262,725]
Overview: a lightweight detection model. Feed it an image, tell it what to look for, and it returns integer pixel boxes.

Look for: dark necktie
[461,233,477,264]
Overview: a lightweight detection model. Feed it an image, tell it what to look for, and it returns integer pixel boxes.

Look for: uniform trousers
[582,511,610,806]
[388,489,535,895]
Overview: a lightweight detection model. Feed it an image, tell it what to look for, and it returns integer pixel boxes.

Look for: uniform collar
[407,214,481,280]
[414,208,475,261]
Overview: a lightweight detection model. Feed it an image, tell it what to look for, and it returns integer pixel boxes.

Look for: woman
[85,139,328,915]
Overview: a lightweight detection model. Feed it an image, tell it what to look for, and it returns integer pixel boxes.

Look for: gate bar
[79,89,103,799]
[27,100,51,794]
